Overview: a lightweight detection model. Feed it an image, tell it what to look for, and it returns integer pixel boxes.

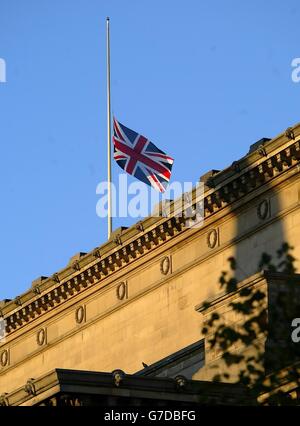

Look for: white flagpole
[106,17,112,239]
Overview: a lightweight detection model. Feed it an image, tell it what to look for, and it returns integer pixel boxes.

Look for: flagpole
[106,17,112,239]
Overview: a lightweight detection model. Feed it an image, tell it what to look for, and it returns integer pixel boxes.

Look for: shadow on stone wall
[192,130,300,400]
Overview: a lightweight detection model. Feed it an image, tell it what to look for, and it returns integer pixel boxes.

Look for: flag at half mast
[113,118,174,193]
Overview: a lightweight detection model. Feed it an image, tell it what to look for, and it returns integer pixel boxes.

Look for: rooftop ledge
[1,122,300,323]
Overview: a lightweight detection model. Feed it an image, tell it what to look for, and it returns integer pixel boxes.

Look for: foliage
[202,243,300,405]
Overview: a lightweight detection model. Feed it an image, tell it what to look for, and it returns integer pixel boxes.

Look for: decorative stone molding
[24,379,36,396]
[207,229,219,249]
[52,273,60,283]
[1,133,300,334]
[112,369,125,387]
[75,306,85,324]
[257,199,270,220]
[116,282,128,301]
[58,395,83,406]
[113,235,122,246]
[285,127,295,140]
[0,349,9,367]
[72,260,81,272]
[0,393,9,406]
[14,296,22,307]
[33,286,41,296]
[231,161,241,173]
[257,145,267,157]
[36,328,47,346]
[174,375,188,390]
[92,248,101,258]
[160,256,171,275]
[3,368,253,406]
[31,276,48,289]
[135,221,144,232]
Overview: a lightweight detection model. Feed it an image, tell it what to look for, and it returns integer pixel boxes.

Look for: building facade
[1,123,300,405]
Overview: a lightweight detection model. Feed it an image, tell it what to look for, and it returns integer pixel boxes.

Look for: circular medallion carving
[36,328,46,346]
[116,282,127,300]
[257,199,269,220]
[160,256,170,275]
[207,229,218,249]
[0,349,8,367]
[75,306,85,324]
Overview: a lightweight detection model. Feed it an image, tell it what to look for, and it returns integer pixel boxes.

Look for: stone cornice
[257,360,300,404]
[195,271,300,314]
[0,368,252,406]
[1,122,300,333]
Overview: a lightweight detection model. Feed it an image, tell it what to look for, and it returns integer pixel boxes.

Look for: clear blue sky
[0,0,299,299]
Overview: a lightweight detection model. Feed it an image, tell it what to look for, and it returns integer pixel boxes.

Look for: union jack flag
[113,118,174,193]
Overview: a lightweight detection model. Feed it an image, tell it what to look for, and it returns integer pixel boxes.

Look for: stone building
[1,123,300,405]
